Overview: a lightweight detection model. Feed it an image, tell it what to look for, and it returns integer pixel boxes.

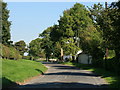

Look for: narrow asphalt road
[17,62,108,88]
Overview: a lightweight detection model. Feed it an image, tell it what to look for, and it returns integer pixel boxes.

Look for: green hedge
[0,44,22,60]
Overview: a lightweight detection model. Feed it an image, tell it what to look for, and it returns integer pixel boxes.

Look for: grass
[2,59,48,87]
[60,61,120,88]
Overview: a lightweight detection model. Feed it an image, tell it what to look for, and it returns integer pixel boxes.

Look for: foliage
[14,40,27,56]
[58,10,74,38]
[39,3,103,62]
[52,42,61,59]
[2,2,12,45]
[49,25,61,42]
[1,44,10,59]
[2,59,47,88]
[39,27,54,61]
[60,38,79,56]
[79,26,104,61]
[0,2,22,60]
[108,50,115,59]
[57,3,93,57]
[0,44,22,60]
[58,3,103,61]
[28,38,45,58]
[88,1,120,60]
[110,1,120,59]
[9,46,22,60]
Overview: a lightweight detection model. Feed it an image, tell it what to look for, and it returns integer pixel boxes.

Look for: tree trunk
[46,54,48,62]
[105,48,108,60]
[72,56,75,62]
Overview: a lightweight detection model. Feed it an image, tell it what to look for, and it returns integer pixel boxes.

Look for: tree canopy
[88,1,120,60]
[14,40,27,56]
[28,38,45,58]
[2,2,12,45]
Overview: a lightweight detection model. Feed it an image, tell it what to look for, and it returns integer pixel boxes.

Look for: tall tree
[14,40,27,56]
[50,25,61,42]
[57,3,99,61]
[88,2,120,60]
[79,26,104,64]
[28,38,44,58]
[2,2,12,45]
[39,27,54,61]
[110,1,120,60]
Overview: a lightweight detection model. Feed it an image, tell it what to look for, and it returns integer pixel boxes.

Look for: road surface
[17,62,108,88]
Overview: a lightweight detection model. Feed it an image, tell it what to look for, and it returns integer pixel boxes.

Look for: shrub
[1,44,22,60]
[9,46,17,59]
[1,44,10,59]
[9,46,22,60]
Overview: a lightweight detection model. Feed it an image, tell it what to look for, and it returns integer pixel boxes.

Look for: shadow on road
[46,65,99,77]
[52,65,80,70]
[15,82,108,89]
[45,72,99,77]
[41,61,58,64]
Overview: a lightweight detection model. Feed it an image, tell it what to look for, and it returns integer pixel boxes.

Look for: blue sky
[7,2,109,44]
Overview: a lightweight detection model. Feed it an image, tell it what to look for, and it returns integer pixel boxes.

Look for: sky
[5,1,116,45]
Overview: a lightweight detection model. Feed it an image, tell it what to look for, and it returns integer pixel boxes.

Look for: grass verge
[60,62,120,88]
[2,59,48,88]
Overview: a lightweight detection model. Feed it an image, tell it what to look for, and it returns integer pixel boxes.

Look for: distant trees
[28,38,45,58]
[14,40,27,56]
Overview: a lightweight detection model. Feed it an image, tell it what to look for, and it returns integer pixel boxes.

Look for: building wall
[78,54,92,64]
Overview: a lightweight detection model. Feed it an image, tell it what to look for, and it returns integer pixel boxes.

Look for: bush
[9,46,22,60]
[1,44,10,59]
[1,44,22,60]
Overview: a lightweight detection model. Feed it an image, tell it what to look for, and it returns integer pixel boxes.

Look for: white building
[77,50,92,64]
[63,50,92,64]
[78,54,92,64]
